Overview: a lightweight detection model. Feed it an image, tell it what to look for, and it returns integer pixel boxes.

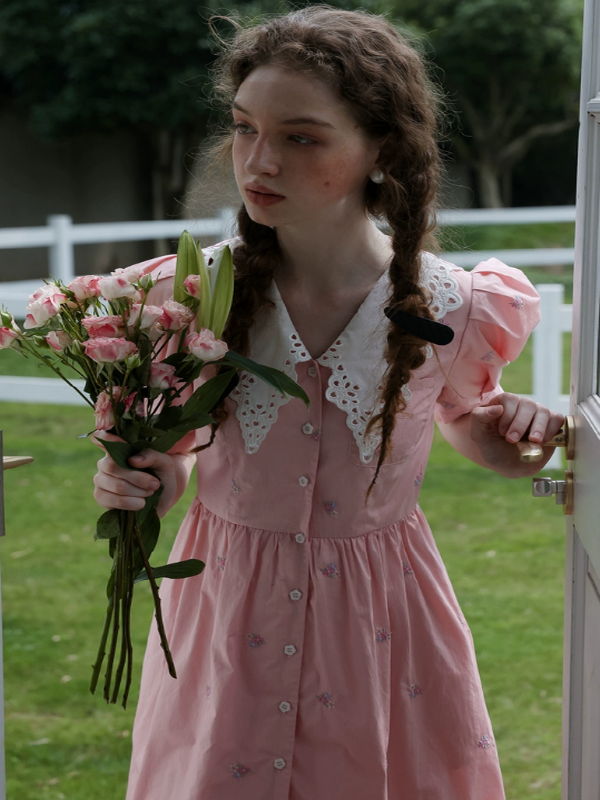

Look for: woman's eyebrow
[232,101,335,128]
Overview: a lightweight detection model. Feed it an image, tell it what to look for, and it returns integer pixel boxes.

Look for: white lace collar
[230,251,462,461]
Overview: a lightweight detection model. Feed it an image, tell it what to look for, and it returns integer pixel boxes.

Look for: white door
[562,0,600,796]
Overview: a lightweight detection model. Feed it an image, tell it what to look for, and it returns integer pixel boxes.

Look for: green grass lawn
[0,398,565,800]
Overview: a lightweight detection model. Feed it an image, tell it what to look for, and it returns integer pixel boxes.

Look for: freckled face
[232,65,380,227]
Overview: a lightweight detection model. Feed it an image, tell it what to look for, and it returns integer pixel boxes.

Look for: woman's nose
[245,137,280,176]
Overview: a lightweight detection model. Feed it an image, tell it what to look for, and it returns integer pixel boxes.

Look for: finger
[127,449,174,473]
[493,395,521,437]
[501,398,538,442]
[525,405,551,443]
[97,456,161,492]
[543,411,566,443]
[93,486,146,512]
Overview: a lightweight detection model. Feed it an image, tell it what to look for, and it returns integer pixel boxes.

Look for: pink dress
[125,246,540,800]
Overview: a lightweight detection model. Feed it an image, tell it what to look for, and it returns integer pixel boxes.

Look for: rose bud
[185,328,229,361]
[68,275,101,301]
[148,362,179,391]
[46,330,72,352]
[97,275,142,301]
[93,387,135,431]
[159,300,195,332]
[83,337,138,364]
[0,324,20,349]
[183,274,202,299]
[82,315,126,338]
[127,304,164,340]
[24,285,68,329]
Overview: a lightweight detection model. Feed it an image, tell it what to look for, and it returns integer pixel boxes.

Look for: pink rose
[185,328,229,361]
[148,362,179,391]
[0,325,19,349]
[159,300,195,332]
[183,274,202,299]
[82,315,126,338]
[68,275,101,301]
[83,337,138,364]
[46,330,72,352]
[97,275,141,301]
[94,387,135,431]
[24,285,68,328]
[128,304,164,340]
[113,263,155,282]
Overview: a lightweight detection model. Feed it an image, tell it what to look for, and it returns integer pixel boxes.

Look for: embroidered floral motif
[414,472,423,486]
[320,563,341,579]
[246,633,266,648]
[477,735,494,749]
[216,556,226,571]
[231,480,240,494]
[317,692,335,708]
[205,685,212,698]
[322,500,339,518]
[229,763,252,779]
[408,684,423,698]
[311,428,322,442]
[480,350,495,362]
[375,626,392,642]
[402,561,414,575]
[510,295,524,309]
[440,400,456,410]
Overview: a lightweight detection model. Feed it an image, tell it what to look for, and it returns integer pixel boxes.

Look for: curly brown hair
[208,5,445,497]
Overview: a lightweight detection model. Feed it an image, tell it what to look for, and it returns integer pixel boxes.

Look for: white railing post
[48,215,75,285]
[533,284,568,469]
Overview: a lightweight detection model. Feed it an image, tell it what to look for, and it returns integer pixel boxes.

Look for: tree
[0,0,263,219]
[393,0,583,206]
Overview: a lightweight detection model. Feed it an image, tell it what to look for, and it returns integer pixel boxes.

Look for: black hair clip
[384,307,455,346]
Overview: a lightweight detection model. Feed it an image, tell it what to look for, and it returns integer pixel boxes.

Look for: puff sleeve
[435,259,540,423]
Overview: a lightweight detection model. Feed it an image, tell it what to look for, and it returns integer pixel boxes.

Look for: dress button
[302,423,314,435]
[274,758,286,770]
[298,475,309,487]
[284,644,297,656]
[295,532,306,544]
[307,366,317,377]
[289,589,303,601]
[279,701,292,713]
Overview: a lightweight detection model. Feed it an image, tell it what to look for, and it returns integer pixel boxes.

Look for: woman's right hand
[93,433,194,518]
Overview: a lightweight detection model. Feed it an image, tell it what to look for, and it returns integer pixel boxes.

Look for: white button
[302,423,314,435]
[279,701,292,713]
[307,366,317,377]
[274,758,286,770]
[298,475,309,487]
[289,589,303,601]
[284,644,297,656]
[295,532,306,544]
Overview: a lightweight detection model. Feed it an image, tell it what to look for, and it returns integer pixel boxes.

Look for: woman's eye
[233,122,254,135]
[289,134,315,145]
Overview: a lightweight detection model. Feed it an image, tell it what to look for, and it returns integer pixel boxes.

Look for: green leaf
[222,352,310,407]
[102,439,135,470]
[180,369,237,420]
[95,508,121,540]
[196,242,212,330]
[147,416,213,453]
[174,231,198,304]
[154,405,183,430]
[134,559,205,583]
[209,245,234,339]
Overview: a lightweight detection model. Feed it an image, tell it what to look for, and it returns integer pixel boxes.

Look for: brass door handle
[517,414,575,462]
[2,456,34,471]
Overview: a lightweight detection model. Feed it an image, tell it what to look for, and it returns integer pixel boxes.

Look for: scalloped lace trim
[232,253,462,459]
[232,332,311,455]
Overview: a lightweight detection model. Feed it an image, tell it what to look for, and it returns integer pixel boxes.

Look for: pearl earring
[369,169,385,184]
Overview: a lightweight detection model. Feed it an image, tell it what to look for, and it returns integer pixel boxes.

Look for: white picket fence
[0,206,574,467]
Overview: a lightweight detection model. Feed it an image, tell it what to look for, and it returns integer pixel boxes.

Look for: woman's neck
[274,213,393,297]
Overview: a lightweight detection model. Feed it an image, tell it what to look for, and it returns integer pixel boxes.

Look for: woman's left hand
[469,392,564,477]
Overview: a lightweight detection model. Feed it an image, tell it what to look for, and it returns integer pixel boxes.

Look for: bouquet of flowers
[0,232,308,709]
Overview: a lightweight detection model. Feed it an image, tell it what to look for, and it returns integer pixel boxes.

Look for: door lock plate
[532,470,574,515]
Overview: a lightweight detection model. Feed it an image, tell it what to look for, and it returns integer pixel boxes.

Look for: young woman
[93,7,564,799]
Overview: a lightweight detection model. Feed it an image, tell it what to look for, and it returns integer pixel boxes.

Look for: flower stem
[89,598,114,695]
[133,517,177,679]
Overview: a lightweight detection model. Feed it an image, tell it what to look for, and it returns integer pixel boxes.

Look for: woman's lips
[245,186,286,208]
